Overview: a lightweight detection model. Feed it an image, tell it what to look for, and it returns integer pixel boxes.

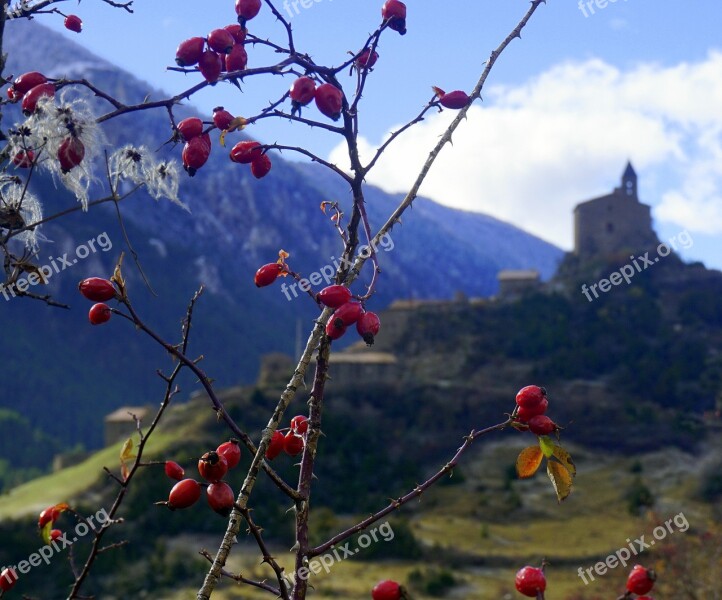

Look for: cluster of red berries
[175,12,253,85]
[514,385,559,436]
[176,107,263,177]
[37,505,66,543]
[78,277,117,325]
[229,140,271,178]
[265,415,308,460]
[515,565,546,597]
[289,76,345,122]
[317,285,380,345]
[626,564,656,598]
[6,71,87,173]
[162,439,242,517]
[372,579,408,600]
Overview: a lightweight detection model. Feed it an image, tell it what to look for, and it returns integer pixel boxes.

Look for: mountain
[0,20,562,458]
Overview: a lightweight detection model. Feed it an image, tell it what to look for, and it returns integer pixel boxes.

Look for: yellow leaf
[41,521,52,545]
[547,461,573,502]
[120,437,135,462]
[551,445,576,477]
[516,446,543,479]
[111,253,126,297]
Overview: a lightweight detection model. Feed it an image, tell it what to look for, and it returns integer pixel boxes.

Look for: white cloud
[329,51,722,249]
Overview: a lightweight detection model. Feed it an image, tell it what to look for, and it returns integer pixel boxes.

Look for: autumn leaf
[551,445,576,477]
[120,437,136,482]
[516,446,543,479]
[547,460,573,502]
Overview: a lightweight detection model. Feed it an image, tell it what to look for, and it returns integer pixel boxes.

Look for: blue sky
[38,0,722,268]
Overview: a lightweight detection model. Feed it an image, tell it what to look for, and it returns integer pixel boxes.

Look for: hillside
[0,19,563,467]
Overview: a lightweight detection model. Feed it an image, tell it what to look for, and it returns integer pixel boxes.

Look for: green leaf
[547,461,573,502]
[538,435,555,458]
[516,446,544,479]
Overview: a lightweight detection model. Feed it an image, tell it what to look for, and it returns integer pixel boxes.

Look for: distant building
[104,406,151,446]
[497,269,541,299]
[574,162,659,259]
[326,351,399,387]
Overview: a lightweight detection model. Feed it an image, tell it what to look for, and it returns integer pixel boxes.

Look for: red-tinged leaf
[550,445,576,477]
[516,446,543,479]
[547,460,573,502]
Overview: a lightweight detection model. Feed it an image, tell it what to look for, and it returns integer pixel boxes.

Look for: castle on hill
[573,161,659,259]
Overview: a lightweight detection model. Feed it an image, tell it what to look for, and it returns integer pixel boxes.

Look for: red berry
[515,566,546,597]
[207,28,235,54]
[230,140,263,164]
[177,117,204,141]
[217,439,242,470]
[626,565,656,595]
[254,263,282,287]
[224,24,247,44]
[516,385,546,409]
[182,136,211,175]
[49,529,62,542]
[21,82,55,114]
[326,316,347,340]
[225,44,248,71]
[636,597,655,600]
[371,580,401,600]
[381,0,407,35]
[317,284,352,308]
[438,90,470,109]
[314,83,344,121]
[176,37,206,67]
[12,150,34,168]
[290,76,316,106]
[199,50,223,83]
[78,277,116,302]
[164,461,185,481]
[357,311,381,345]
[167,478,201,510]
[516,398,548,423]
[207,482,235,517]
[7,86,16,101]
[251,154,272,179]
[290,415,309,435]
[527,415,558,436]
[13,71,47,96]
[88,302,111,325]
[212,107,234,130]
[332,301,363,326]
[265,431,285,460]
[236,0,261,21]
[283,432,304,456]
[58,137,85,172]
[38,506,61,529]
[64,15,83,33]
[0,568,18,592]
[198,451,228,483]
[356,49,379,69]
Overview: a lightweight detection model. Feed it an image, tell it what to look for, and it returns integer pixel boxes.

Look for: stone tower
[574,162,658,259]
